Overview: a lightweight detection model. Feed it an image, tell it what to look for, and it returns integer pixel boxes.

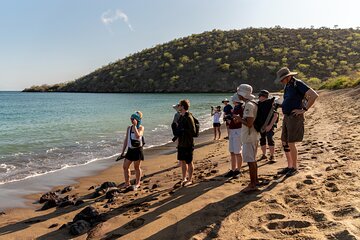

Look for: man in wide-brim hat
[275,67,319,177]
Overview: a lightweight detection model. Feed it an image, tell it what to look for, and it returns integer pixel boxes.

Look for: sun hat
[231,93,241,103]
[237,84,255,100]
[221,98,230,103]
[275,67,298,83]
[258,89,270,98]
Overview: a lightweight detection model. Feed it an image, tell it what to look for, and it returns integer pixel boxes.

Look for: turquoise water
[0,91,231,184]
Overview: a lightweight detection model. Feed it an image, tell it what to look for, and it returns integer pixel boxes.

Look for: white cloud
[101,9,134,32]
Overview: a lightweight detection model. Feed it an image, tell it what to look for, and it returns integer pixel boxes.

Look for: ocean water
[0,91,231,185]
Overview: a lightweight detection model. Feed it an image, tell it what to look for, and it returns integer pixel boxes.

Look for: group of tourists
[117,67,318,193]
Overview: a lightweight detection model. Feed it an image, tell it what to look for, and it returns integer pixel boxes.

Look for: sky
[0,0,359,91]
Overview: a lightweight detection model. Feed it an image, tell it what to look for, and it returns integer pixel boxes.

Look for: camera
[223,114,233,121]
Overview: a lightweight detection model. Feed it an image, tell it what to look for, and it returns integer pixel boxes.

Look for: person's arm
[265,112,279,132]
[292,88,319,115]
[240,117,255,128]
[211,107,214,116]
[133,125,144,138]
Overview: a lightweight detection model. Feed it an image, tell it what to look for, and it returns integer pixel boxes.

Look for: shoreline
[0,127,218,210]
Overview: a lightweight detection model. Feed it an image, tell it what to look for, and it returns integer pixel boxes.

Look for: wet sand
[0,87,359,239]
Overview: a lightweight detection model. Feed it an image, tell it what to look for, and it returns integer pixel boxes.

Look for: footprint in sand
[327,229,358,240]
[266,220,312,230]
[299,206,328,223]
[259,213,286,222]
[332,205,360,218]
[303,179,315,185]
[325,182,340,192]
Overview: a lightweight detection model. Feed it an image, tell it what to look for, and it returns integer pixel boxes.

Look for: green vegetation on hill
[24,27,360,93]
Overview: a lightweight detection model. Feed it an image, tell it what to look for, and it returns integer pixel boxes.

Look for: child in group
[211,105,222,140]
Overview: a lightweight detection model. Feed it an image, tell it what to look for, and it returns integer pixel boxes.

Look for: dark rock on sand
[73,206,101,224]
[58,199,75,208]
[98,182,117,191]
[69,220,91,236]
[105,188,121,199]
[75,199,85,206]
[39,191,59,204]
[61,186,74,194]
[41,199,59,210]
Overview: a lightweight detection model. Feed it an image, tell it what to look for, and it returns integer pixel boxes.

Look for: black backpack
[252,97,275,133]
[191,114,200,137]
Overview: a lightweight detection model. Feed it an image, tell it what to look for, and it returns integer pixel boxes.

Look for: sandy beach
[0,87,359,240]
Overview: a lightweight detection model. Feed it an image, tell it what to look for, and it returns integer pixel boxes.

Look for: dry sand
[0,87,359,240]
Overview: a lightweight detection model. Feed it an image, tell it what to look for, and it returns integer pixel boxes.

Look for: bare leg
[261,145,267,155]
[187,162,194,182]
[181,161,188,181]
[230,152,236,170]
[133,160,142,187]
[283,141,292,168]
[213,127,216,140]
[123,159,132,186]
[269,145,275,157]
[288,142,298,169]
[248,162,258,187]
[217,127,221,139]
[236,153,242,170]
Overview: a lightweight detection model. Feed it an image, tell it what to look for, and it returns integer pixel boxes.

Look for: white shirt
[241,101,260,143]
[213,111,221,123]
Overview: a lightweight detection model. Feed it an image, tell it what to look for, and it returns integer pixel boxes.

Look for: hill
[24,27,360,93]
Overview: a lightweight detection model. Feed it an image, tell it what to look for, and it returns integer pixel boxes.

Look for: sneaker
[268,155,276,163]
[233,169,241,176]
[258,154,267,161]
[277,167,291,175]
[285,168,298,177]
[224,170,234,178]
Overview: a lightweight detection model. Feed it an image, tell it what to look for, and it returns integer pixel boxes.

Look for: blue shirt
[282,78,310,115]
[223,104,233,115]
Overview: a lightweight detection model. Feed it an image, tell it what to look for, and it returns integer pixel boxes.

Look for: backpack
[191,113,200,137]
[252,97,275,133]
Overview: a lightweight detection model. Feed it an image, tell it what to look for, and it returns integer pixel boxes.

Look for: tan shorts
[281,114,305,143]
[242,142,258,163]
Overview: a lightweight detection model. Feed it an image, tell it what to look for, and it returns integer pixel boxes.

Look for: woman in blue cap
[119,111,144,190]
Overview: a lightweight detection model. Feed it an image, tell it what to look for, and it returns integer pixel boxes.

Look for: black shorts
[260,129,275,146]
[213,123,221,127]
[125,147,144,161]
[177,147,194,164]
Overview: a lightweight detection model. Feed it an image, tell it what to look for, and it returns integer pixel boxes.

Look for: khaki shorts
[281,114,305,143]
[242,142,258,163]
